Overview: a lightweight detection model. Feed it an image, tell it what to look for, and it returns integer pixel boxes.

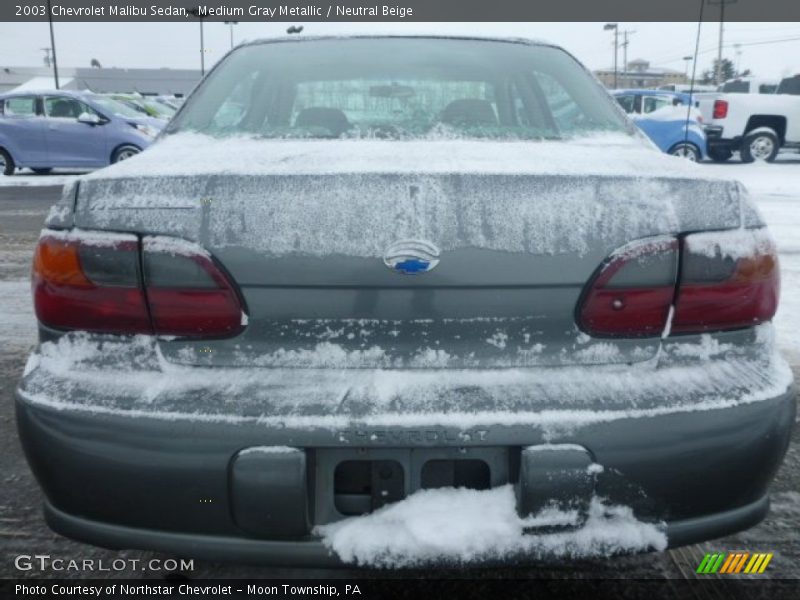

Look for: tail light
[142,237,246,337]
[32,230,246,338]
[713,99,728,119]
[671,230,779,333]
[577,237,678,337]
[577,230,779,338]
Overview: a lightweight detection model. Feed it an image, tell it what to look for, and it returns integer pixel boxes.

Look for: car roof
[0,89,92,99]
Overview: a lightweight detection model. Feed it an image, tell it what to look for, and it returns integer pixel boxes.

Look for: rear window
[3,96,37,117]
[721,80,750,93]
[642,96,673,113]
[168,38,630,141]
[88,95,146,118]
[777,76,800,95]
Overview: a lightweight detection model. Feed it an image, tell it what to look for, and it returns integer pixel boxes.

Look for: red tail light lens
[671,230,779,333]
[577,237,678,337]
[577,229,779,339]
[713,99,728,119]
[32,232,152,334]
[142,237,246,337]
[32,231,246,338]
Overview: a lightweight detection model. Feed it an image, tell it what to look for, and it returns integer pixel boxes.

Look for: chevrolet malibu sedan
[16,36,794,567]
[0,90,161,175]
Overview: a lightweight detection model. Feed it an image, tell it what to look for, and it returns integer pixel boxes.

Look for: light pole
[189,8,208,76]
[604,23,619,89]
[683,55,693,82]
[224,21,238,50]
[45,0,59,89]
[709,0,738,85]
[620,29,635,87]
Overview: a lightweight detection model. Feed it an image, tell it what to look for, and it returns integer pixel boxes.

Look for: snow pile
[314,485,666,567]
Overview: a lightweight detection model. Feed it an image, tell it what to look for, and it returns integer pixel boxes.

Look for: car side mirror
[77,112,102,125]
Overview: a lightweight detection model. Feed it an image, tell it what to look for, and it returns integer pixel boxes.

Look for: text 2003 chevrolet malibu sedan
[16,36,795,567]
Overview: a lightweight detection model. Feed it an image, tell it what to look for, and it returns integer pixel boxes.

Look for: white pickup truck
[697,74,800,162]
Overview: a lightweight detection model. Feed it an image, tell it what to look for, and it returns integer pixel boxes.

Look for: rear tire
[707,147,732,163]
[0,148,14,176]
[669,143,701,162]
[740,130,779,163]
[31,168,52,175]
[111,145,141,163]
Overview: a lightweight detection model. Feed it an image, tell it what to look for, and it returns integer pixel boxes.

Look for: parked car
[17,36,793,566]
[108,93,176,121]
[696,87,800,162]
[0,90,162,175]
[717,77,778,95]
[612,89,707,160]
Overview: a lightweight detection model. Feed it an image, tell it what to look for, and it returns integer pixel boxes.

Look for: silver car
[16,36,794,567]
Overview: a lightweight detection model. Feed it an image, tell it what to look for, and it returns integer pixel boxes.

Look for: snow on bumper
[16,327,794,436]
[15,328,796,564]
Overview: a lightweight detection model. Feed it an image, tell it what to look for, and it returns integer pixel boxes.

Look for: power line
[650,35,800,69]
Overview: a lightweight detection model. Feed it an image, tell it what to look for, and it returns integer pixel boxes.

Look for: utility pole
[45,0,59,89]
[604,23,619,89]
[224,21,238,50]
[620,29,635,87]
[709,0,738,85]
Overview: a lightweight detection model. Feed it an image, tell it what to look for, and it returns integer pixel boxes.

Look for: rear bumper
[44,495,771,568]
[16,374,795,565]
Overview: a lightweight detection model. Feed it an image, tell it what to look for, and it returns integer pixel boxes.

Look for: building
[594,59,686,89]
[0,65,200,96]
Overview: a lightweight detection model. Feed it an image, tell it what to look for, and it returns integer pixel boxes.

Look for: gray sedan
[16,35,794,567]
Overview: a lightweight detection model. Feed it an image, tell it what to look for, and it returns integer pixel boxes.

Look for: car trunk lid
[72,136,745,368]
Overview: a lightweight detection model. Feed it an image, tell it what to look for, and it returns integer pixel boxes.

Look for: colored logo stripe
[697,552,773,574]
[696,553,725,574]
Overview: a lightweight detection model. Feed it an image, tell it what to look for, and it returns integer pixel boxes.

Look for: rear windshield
[167,38,631,141]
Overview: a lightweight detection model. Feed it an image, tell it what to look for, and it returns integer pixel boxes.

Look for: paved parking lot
[0,174,797,580]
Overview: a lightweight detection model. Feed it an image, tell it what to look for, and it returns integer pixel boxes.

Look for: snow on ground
[0,170,88,188]
[314,484,666,567]
[0,280,36,352]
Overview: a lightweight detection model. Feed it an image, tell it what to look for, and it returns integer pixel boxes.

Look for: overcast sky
[1,21,800,79]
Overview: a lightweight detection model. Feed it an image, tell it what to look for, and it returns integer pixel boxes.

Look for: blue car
[612,89,707,161]
[0,90,163,176]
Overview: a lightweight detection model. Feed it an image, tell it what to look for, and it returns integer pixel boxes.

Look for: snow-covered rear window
[168,38,631,141]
